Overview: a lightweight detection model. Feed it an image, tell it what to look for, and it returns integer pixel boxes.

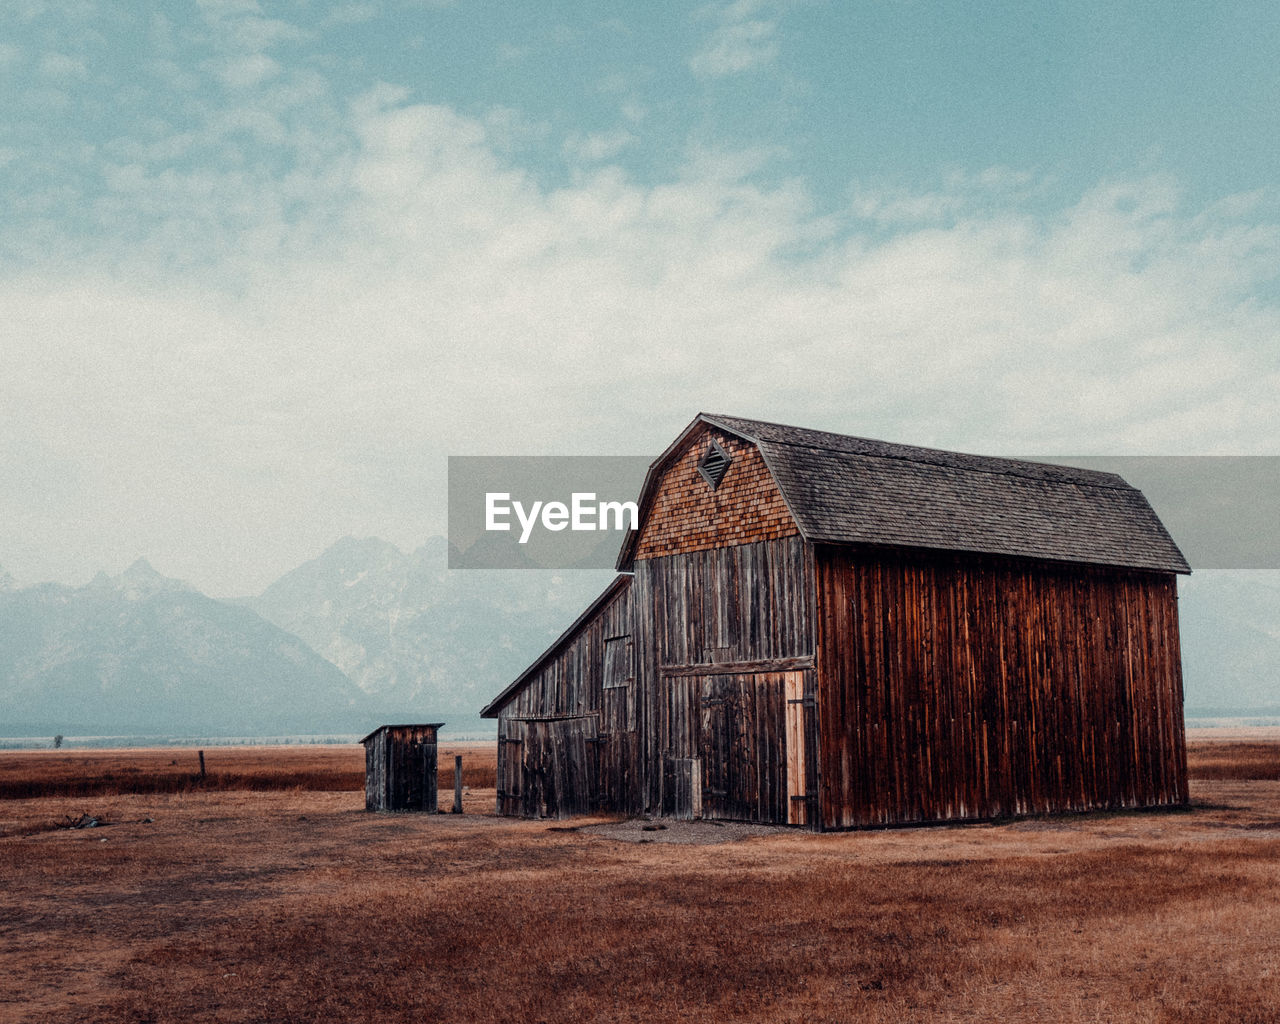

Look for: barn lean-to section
[481,412,1190,829]
[485,576,638,819]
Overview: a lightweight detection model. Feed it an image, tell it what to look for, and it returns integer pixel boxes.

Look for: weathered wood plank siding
[493,581,637,817]
[634,536,816,819]
[814,545,1188,828]
[498,717,600,818]
[362,725,440,812]
[497,583,632,721]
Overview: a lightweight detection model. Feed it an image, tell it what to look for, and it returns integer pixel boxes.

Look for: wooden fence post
[452,754,463,813]
[198,750,206,780]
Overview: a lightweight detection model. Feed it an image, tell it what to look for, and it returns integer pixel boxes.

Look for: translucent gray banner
[447,454,1280,570]
[1041,456,1280,571]
[448,456,650,569]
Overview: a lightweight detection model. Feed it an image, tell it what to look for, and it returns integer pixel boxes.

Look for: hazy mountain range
[0,559,364,736]
[241,536,611,723]
[0,540,1277,739]
[0,539,610,739]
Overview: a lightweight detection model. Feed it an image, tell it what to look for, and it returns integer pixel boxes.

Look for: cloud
[217,52,282,89]
[323,2,381,28]
[690,0,780,78]
[564,129,635,165]
[4,47,1280,592]
[37,51,87,79]
[196,0,310,52]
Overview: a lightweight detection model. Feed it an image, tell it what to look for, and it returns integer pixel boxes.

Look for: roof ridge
[701,413,1132,490]
[763,438,1135,490]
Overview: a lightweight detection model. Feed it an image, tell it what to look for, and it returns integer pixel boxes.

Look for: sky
[3,0,1280,597]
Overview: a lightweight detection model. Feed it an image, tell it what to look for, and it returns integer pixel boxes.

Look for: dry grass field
[2,736,1278,1023]
[0,744,494,802]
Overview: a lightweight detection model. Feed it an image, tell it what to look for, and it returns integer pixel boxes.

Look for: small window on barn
[603,636,632,689]
[698,439,732,490]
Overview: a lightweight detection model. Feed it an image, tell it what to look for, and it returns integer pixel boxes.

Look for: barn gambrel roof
[617,413,1189,575]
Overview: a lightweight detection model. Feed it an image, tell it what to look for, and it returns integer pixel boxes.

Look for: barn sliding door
[697,672,788,824]
[783,671,809,825]
[504,716,600,819]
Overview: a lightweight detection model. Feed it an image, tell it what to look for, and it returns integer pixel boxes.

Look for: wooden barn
[480,414,1190,830]
[361,723,443,812]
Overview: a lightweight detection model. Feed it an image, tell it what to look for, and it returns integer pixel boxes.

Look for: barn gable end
[631,422,800,562]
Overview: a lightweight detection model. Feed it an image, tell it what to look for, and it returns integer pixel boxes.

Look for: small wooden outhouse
[361,723,444,812]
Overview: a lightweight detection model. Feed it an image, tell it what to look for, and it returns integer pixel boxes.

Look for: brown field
[2,741,1279,1023]
[0,744,495,802]
[1185,738,1280,781]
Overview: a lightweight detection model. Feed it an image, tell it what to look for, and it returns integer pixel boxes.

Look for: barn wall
[814,545,1188,829]
[633,535,817,820]
[493,581,638,817]
[499,717,601,818]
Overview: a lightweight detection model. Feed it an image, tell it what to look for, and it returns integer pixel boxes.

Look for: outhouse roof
[359,723,445,745]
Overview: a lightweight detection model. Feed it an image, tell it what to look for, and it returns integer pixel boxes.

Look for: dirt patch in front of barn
[578,816,786,844]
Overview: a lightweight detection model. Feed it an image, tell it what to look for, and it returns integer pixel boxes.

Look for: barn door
[783,671,808,825]
[497,720,525,817]
[698,673,787,823]
[663,674,701,818]
[699,679,731,818]
[515,716,600,819]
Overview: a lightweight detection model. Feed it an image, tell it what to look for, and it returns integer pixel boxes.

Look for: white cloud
[690,0,780,78]
[564,129,635,165]
[38,51,87,79]
[3,78,1279,593]
[197,0,310,51]
[323,2,380,28]
[217,53,282,89]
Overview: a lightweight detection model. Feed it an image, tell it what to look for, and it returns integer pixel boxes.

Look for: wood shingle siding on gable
[483,413,1190,829]
[634,425,800,560]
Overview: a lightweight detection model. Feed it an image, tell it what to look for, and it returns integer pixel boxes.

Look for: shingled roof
[617,413,1189,574]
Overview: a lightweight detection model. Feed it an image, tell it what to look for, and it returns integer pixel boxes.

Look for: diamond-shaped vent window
[698,439,732,490]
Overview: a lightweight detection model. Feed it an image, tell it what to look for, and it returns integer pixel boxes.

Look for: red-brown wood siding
[635,425,799,560]
[814,545,1188,829]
